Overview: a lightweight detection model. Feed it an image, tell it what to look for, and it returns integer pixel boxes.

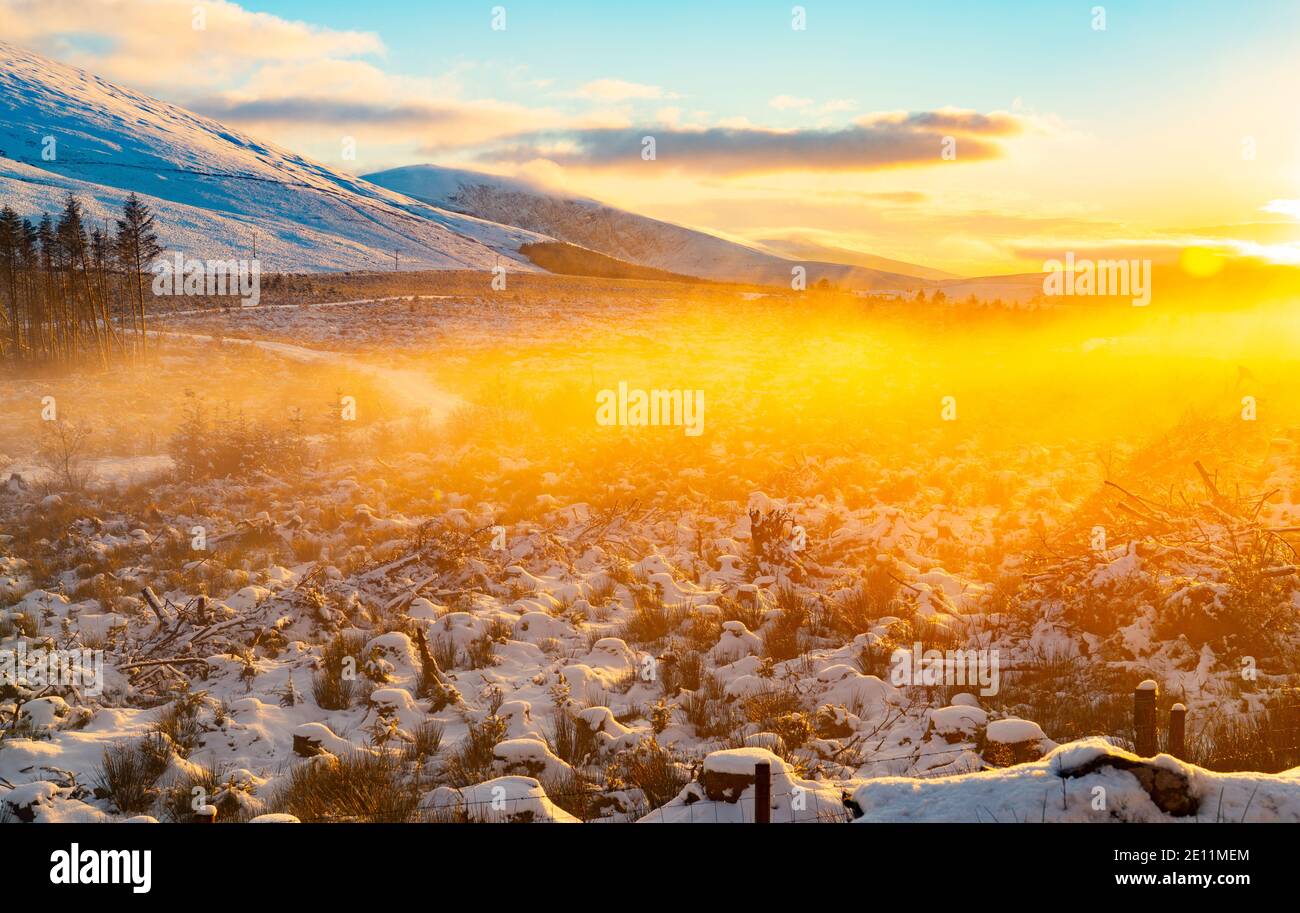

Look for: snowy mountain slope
[0,42,549,272]
[753,234,963,281]
[365,164,940,290]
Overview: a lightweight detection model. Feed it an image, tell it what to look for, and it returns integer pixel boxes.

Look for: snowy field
[3,274,1300,823]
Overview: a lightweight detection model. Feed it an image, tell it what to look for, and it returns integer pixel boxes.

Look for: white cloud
[1262,199,1300,220]
[819,98,856,114]
[655,106,683,127]
[769,95,813,110]
[0,0,383,95]
[0,0,589,163]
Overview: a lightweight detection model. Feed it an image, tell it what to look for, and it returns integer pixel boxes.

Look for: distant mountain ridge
[753,235,964,282]
[364,164,945,290]
[0,40,1001,293]
[0,41,552,272]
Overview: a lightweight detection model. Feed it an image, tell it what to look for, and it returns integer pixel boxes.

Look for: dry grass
[619,590,687,646]
[1183,700,1300,773]
[94,735,171,815]
[444,714,508,788]
[272,752,419,823]
[312,633,366,710]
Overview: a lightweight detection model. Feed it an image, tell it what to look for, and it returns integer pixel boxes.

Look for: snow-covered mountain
[364,164,941,290]
[0,42,549,273]
[753,233,963,282]
[0,40,959,289]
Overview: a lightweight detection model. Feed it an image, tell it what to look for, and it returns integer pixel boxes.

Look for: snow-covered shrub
[547,706,597,767]
[94,735,171,815]
[1163,530,1296,655]
[658,647,706,695]
[464,617,511,669]
[312,632,365,710]
[445,712,509,788]
[491,738,573,781]
[151,691,208,757]
[170,392,307,482]
[161,761,261,823]
[272,752,417,823]
[400,721,444,766]
[619,588,686,646]
[763,584,809,661]
[440,776,579,824]
[740,685,804,735]
[709,619,763,663]
[680,675,737,739]
[603,739,691,813]
[748,506,804,579]
[830,561,906,636]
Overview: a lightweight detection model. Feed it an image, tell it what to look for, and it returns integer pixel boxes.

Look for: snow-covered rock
[491,738,574,780]
[642,747,847,823]
[453,776,580,824]
[851,738,1300,822]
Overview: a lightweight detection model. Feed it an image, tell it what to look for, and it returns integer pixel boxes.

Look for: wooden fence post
[193,804,217,824]
[1134,679,1158,757]
[754,762,771,824]
[1168,703,1186,759]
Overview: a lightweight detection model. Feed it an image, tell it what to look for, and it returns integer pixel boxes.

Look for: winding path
[150,327,464,421]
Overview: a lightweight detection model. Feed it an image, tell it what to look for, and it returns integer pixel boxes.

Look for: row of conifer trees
[0,191,162,366]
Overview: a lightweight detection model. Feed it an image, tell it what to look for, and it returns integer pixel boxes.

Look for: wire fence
[1173,699,1300,769]
[252,696,1300,825]
[293,785,852,824]
[12,674,1300,823]
[238,742,1010,824]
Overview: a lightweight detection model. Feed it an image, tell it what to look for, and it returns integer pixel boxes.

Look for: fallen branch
[120,657,212,671]
[141,587,167,623]
[1193,459,1222,500]
[384,570,441,611]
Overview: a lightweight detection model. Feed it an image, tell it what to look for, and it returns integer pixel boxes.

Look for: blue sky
[5,0,1300,273]
[239,0,1298,126]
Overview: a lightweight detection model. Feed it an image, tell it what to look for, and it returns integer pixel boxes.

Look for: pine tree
[0,205,23,358]
[278,675,302,708]
[56,194,87,262]
[36,212,54,271]
[55,194,112,363]
[0,197,128,365]
[114,193,162,355]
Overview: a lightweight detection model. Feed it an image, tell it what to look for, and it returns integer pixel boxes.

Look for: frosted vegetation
[3,275,1300,823]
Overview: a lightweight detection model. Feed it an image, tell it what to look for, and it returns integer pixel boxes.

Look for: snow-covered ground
[3,282,1300,824]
